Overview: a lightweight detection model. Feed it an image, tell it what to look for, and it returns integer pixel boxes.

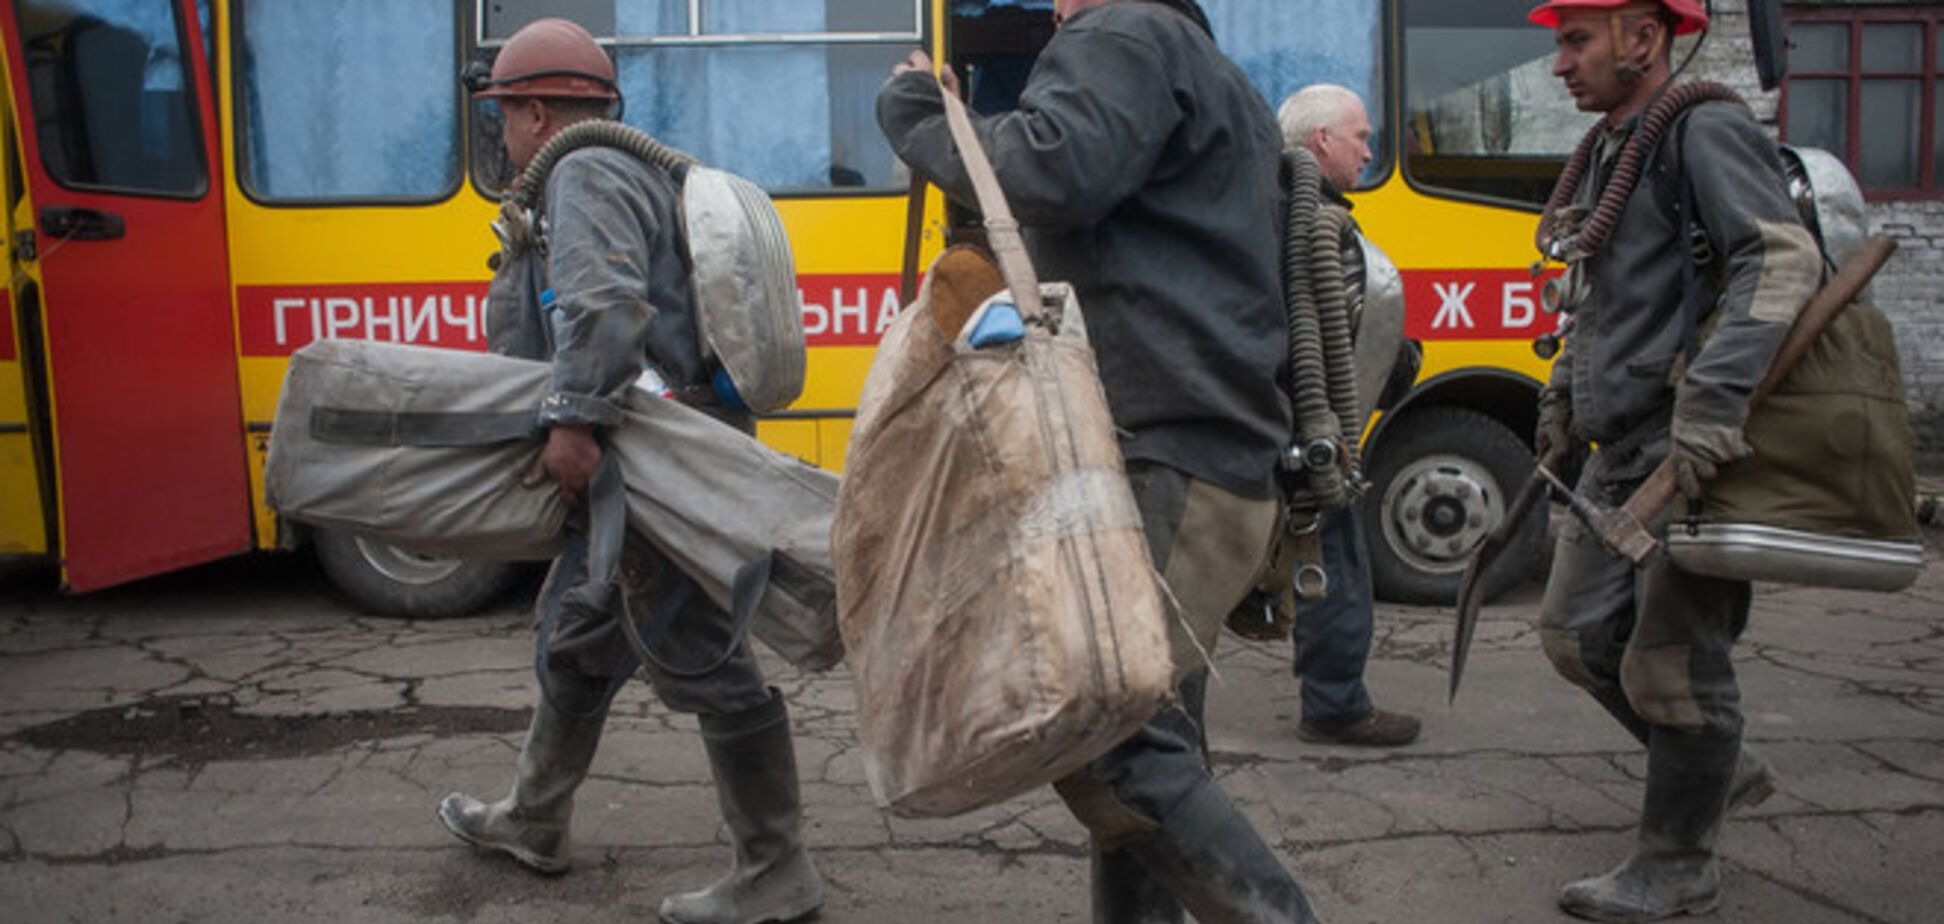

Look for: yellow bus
[0,0,1580,612]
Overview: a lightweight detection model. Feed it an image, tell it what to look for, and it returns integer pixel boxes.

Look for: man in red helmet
[436,18,825,924]
[1526,1,1821,920]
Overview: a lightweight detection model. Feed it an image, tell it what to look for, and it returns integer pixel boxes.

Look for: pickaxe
[1449,234,1899,702]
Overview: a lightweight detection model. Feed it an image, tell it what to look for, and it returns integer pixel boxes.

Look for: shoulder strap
[939,83,1047,323]
[1668,112,1714,362]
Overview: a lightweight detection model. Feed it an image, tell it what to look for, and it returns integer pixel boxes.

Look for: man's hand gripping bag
[831,88,1173,819]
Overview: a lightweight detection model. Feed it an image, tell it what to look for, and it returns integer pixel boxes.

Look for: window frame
[1781,5,1943,202]
[227,0,467,208]
[1395,0,1587,213]
[465,0,932,200]
[13,0,213,201]
[474,0,926,49]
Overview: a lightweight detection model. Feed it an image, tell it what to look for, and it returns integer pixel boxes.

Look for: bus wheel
[314,529,519,619]
[1364,406,1544,606]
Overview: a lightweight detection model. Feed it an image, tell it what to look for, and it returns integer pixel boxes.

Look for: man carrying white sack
[435,18,823,924]
[878,1,1321,921]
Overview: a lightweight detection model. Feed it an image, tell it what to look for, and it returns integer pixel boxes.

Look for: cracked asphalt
[1,523,1940,923]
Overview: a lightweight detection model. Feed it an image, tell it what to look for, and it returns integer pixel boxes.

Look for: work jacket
[877,1,1293,499]
[1552,98,1822,494]
[484,146,707,428]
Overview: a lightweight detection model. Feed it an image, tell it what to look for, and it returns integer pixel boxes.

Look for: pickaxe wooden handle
[1591,234,1898,563]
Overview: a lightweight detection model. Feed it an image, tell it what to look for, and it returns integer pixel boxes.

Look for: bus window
[1401,0,1593,207]
[1208,0,1388,190]
[14,0,205,196]
[471,1,923,195]
[234,0,461,203]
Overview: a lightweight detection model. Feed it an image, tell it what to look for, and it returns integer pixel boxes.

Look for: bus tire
[313,529,519,619]
[1364,406,1544,606]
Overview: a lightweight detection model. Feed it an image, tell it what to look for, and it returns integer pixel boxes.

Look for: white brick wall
[1678,0,1944,447]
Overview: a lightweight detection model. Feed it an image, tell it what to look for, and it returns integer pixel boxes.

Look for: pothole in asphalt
[7,695,530,763]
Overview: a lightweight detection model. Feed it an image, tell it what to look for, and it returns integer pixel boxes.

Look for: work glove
[1668,415,1753,500]
[1534,387,1578,463]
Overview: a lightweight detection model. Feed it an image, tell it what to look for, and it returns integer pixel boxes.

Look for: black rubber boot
[1125,777,1321,924]
[437,693,607,875]
[659,690,824,924]
[1560,727,1739,922]
[1092,845,1184,924]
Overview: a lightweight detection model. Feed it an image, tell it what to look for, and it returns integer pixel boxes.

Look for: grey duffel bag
[264,340,843,671]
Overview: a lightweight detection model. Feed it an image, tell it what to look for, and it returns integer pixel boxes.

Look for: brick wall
[1679,0,1944,447]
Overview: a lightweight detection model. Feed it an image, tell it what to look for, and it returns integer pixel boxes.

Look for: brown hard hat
[1528,0,1709,36]
[471,17,618,100]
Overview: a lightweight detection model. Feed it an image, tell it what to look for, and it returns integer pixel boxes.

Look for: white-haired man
[1273,83,1421,748]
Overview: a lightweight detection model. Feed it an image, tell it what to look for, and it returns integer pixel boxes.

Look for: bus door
[0,0,249,590]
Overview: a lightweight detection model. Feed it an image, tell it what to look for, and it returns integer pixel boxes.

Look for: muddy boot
[1125,777,1320,924]
[1560,727,1738,922]
[437,693,607,875]
[659,691,823,924]
[1092,845,1183,924]
[1726,746,1775,813]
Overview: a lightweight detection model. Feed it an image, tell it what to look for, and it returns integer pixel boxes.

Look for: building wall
[1681,0,1944,447]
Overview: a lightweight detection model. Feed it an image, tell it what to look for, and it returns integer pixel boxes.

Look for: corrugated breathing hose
[1309,205,1362,476]
[511,119,697,212]
[1280,147,1351,509]
[1536,81,1746,260]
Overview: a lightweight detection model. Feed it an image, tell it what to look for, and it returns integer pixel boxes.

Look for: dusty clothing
[1549,100,1822,449]
[485,143,767,718]
[1541,98,1819,721]
[876,3,1312,920]
[876,2,1291,500]
[1539,512,1750,737]
[486,147,710,426]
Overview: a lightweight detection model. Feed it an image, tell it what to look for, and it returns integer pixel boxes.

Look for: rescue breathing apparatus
[492,119,807,414]
[1226,147,1377,639]
[1278,147,1365,515]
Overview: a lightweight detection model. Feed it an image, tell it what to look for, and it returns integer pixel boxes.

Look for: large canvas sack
[265,340,843,671]
[830,88,1174,818]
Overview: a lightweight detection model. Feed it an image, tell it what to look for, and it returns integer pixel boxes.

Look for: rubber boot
[1560,727,1739,922]
[659,691,824,924]
[1125,777,1320,924]
[1092,846,1184,924]
[437,694,607,875]
[1585,687,1771,813]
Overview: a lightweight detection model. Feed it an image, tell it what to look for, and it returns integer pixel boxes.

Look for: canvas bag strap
[938,81,1046,323]
[900,173,926,305]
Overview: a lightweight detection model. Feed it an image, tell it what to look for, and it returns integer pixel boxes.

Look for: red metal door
[2,0,248,590]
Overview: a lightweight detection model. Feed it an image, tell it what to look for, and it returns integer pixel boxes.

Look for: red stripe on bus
[1402,268,1566,342]
[238,274,913,356]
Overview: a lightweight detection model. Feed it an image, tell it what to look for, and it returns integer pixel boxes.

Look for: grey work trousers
[1538,508,1752,740]
[535,526,774,719]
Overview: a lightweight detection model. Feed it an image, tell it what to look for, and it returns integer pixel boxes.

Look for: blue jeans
[1291,504,1375,727]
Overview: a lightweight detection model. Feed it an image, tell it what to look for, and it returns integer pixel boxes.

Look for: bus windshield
[1401,0,1594,207]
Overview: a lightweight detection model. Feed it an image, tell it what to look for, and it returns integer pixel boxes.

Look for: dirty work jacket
[484,146,705,426]
[876,2,1293,500]
[1551,99,1822,488]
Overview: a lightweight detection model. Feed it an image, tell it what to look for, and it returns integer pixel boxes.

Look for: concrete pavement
[1,529,1940,923]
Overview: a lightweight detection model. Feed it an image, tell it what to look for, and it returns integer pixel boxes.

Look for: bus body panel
[1,0,251,589]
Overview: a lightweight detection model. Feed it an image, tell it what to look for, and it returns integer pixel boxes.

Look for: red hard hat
[1528,0,1710,36]
[472,18,618,100]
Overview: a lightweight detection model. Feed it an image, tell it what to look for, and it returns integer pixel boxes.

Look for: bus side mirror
[1748,0,1788,92]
